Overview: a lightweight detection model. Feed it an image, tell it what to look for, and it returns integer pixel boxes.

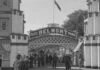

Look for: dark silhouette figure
[52,53,58,68]
[40,54,45,66]
[46,54,49,64]
[29,55,34,68]
[64,54,71,70]
[48,55,52,64]
[39,50,45,66]
[37,55,41,67]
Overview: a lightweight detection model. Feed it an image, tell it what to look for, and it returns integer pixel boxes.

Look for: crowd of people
[13,51,72,70]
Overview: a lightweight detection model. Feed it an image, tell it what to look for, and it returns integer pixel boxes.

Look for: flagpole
[53,0,61,24]
[53,0,55,23]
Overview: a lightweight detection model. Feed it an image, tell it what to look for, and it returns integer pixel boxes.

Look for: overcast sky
[21,0,87,34]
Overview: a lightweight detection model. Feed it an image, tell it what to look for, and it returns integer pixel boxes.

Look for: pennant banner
[55,0,61,11]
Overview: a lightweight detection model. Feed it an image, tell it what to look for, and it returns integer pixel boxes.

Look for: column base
[84,66,100,69]
[98,67,100,69]
[84,66,91,68]
[92,66,98,69]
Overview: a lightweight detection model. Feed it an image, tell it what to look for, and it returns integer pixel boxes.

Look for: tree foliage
[63,10,88,36]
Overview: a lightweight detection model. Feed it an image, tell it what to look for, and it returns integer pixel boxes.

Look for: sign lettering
[30,27,77,38]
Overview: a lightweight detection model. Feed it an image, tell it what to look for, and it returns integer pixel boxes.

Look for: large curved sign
[30,27,77,38]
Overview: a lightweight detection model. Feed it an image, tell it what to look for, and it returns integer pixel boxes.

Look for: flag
[54,0,61,11]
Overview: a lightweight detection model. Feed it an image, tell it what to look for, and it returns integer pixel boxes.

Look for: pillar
[84,36,91,67]
[98,36,100,68]
[91,36,98,68]
[10,45,17,67]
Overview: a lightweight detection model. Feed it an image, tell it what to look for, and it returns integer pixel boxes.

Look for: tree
[63,10,88,36]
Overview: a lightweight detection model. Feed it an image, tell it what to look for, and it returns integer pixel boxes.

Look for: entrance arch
[29,26,78,54]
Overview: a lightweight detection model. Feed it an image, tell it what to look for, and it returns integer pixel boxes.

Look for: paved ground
[30,66,82,70]
[30,66,99,70]
[29,63,99,70]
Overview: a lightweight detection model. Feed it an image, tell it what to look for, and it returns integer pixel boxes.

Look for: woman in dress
[13,54,21,70]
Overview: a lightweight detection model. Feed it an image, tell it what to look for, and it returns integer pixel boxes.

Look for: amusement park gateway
[0,0,100,69]
[28,23,80,66]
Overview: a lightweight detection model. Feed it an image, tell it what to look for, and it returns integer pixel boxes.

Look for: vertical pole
[91,36,92,67]
[98,0,100,12]
[53,0,55,23]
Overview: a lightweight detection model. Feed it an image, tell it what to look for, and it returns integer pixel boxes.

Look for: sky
[21,0,88,34]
